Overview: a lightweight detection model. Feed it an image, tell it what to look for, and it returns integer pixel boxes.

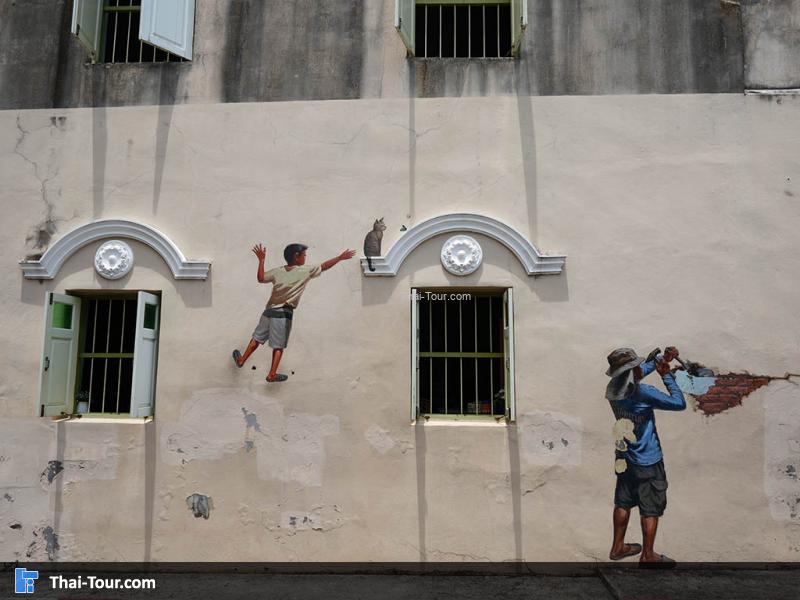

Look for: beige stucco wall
[1,93,799,561]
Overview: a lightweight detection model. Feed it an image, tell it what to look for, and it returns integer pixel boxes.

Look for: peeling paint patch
[40,460,63,484]
[764,378,800,522]
[242,407,263,433]
[186,494,213,520]
[26,525,59,560]
[518,411,582,466]
[9,522,22,529]
[278,505,348,535]
[3,493,13,502]
[162,389,340,487]
[43,526,59,559]
[364,424,395,454]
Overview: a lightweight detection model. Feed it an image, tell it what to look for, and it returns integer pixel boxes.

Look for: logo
[14,568,38,594]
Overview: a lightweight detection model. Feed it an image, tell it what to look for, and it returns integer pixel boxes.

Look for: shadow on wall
[507,423,523,562]
[144,420,156,561]
[514,61,538,246]
[92,104,106,220]
[19,241,212,309]
[153,64,180,216]
[415,419,427,561]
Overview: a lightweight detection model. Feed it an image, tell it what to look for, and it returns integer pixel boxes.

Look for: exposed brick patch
[694,374,772,415]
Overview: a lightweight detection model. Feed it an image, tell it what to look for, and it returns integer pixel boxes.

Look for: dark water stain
[186,494,213,519]
[43,526,59,559]
[40,460,64,484]
[222,0,364,103]
[241,407,263,433]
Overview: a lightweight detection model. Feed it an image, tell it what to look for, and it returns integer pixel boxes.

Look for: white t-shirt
[263,264,322,309]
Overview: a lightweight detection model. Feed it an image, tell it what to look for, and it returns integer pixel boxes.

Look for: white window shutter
[70,0,104,62]
[411,288,419,421]
[395,0,416,56]
[511,0,528,57]
[39,292,81,417]
[503,288,516,422]
[139,0,196,60]
[130,292,160,418]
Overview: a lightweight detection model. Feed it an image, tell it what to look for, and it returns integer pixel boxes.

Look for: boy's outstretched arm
[252,243,267,282]
[321,249,357,272]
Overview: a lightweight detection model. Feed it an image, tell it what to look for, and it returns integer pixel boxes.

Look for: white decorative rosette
[441,235,483,276]
[94,240,134,280]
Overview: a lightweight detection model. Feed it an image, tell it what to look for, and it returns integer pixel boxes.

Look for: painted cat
[363,218,386,272]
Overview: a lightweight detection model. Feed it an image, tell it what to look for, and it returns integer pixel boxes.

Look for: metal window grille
[102,0,184,64]
[417,292,506,416]
[77,297,138,414]
[414,3,513,58]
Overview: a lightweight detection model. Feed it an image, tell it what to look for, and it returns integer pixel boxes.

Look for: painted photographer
[605,346,686,564]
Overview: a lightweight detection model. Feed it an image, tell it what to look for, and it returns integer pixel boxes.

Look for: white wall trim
[361,213,565,276]
[19,219,210,280]
[745,88,800,96]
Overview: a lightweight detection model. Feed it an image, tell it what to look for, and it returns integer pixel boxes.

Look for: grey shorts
[252,309,293,349]
[614,460,668,517]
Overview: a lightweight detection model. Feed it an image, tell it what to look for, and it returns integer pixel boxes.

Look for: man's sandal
[266,374,288,383]
[232,350,243,368]
[609,543,642,561]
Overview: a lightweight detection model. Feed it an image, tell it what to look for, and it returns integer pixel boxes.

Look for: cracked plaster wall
[0,94,799,560]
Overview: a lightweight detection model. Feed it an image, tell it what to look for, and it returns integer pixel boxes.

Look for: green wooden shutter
[411,288,419,421]
[139,0,196,60]
[511,0,528,57]
[395,0,416,56]
[39,292,82,417]
[503,288,516,421]
[130,292,160,418]
[70,0,104,62]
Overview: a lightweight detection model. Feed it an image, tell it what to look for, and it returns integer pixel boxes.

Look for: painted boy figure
[605,346,686,564]
[233,243,356,382]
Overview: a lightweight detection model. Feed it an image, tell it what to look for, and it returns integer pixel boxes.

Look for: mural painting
[363,217,386,272]
[232,243,356,382]
[605,346,686,564]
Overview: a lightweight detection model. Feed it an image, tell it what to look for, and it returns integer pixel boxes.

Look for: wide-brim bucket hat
[606,347,644,378]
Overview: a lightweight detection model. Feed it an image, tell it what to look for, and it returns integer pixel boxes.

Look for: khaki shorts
[252,309,293,349]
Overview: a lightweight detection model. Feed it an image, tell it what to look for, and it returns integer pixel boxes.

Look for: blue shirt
[609,360,686,466]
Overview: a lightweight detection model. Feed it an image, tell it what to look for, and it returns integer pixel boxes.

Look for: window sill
[410,57,516,61]
[415,417,509,427]
[51,415,153,424]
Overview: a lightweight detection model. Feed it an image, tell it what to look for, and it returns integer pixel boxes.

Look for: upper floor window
[395,0,528,58]
[71,0,195,64]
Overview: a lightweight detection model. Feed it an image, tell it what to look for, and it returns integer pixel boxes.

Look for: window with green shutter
[71,0,195,64]
[38,291,161,419]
